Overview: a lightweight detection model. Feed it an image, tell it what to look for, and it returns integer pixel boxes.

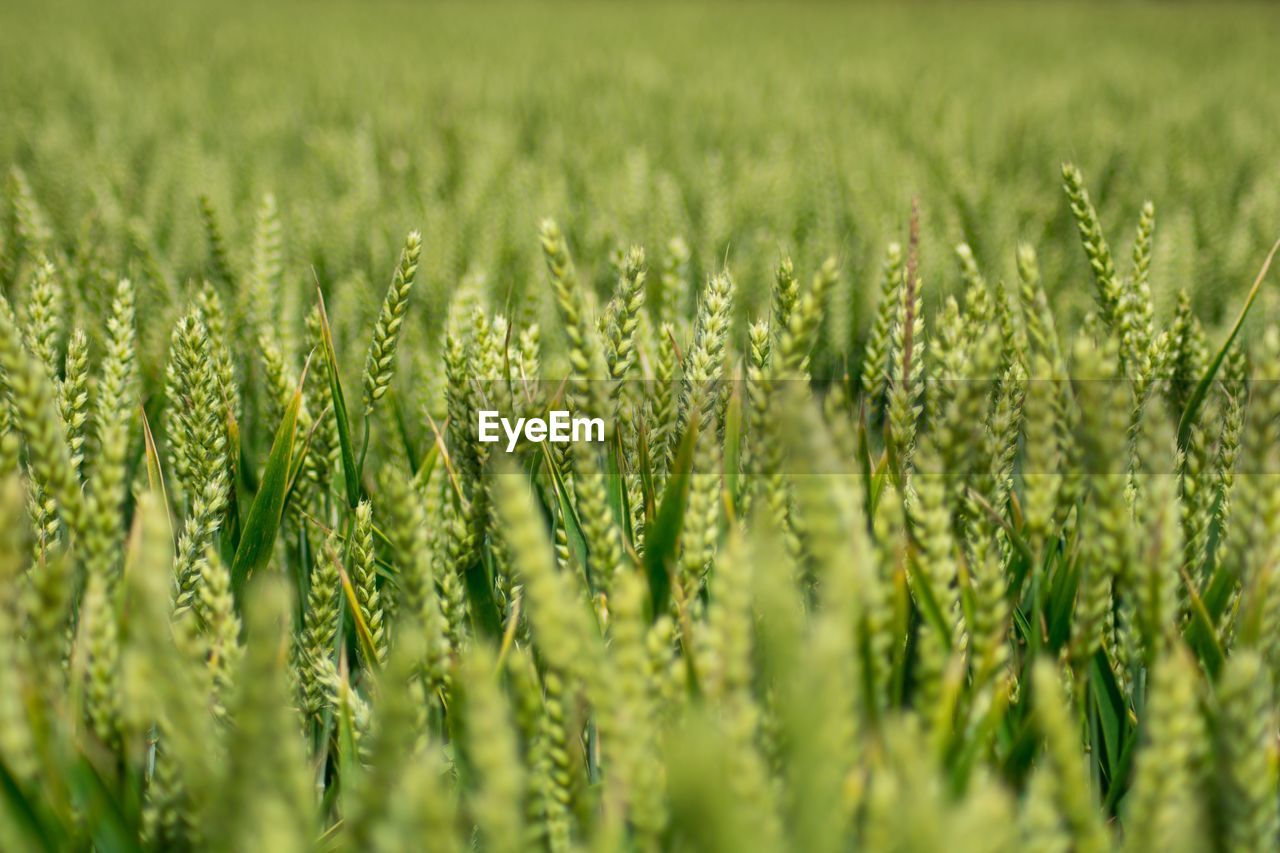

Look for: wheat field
[2,1,1280,851]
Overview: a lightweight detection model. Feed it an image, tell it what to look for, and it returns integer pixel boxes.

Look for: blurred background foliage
[3,0,1279,363]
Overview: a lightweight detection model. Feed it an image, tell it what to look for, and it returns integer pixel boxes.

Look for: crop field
[3,0,1280,850]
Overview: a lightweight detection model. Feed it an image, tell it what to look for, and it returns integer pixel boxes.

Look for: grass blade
[539,442,589,572]
[139,406,175,548]
[231,359,307,594]
[644,410,699,618]
[1177,236,1280,447]
[336,559,381,672]
[316,287,361,508]
[0,759,60,852]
